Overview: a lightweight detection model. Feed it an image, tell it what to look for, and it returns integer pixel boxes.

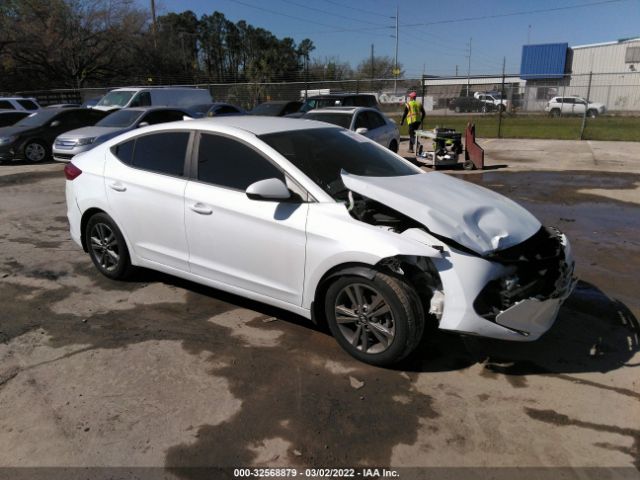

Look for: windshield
[96,109,142,127]
[259,128,419,198]
[251,103,286,115]
[15,110,59,127]
[304,112,352,129]
[97,91,136,108]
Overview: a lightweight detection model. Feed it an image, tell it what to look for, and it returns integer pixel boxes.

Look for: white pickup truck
[473,92,508,112]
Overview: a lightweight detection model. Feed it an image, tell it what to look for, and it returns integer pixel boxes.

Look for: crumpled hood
[341,171,541,255]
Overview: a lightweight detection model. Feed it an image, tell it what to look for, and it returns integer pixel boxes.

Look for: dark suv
[289,94,378,117]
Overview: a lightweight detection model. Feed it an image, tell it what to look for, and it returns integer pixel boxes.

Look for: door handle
[190,203,213,215]
[109,182,126,192]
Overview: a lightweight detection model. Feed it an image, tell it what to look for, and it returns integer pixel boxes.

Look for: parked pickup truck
[474,92,508,112]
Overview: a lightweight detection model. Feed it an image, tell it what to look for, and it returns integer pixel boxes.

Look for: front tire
[550,109,560,118]
[85,213,133,280]
[324,272,425,366]
[388,139,398,153]
[23,140,48,163]
[587,109,598,118]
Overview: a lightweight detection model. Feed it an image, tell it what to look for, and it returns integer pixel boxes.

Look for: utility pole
[371,44,375,89]
[498,56,506,138]
[394,5,399,93]
[527,25,532,44]
[580,71,593,140]
[150,0,158,49]
[455,65,459,76]
[466,38,472,96]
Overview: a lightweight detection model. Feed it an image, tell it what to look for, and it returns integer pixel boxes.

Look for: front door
[185,132,308,306]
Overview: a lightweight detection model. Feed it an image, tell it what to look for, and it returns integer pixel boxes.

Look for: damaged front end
[475,226,576,337]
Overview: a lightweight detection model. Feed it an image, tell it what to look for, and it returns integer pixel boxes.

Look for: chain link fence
[14,71,640,140]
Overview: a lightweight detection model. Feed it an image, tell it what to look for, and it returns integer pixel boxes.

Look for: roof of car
[174,115,340,135]
[306,106,373,114]
[308,93,375,99]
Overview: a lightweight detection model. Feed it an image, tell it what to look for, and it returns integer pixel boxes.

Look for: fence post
[580,71,593,140]
[497,57,505,138]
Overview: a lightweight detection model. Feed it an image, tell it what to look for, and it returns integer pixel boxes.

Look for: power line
[317,0,392,19]
[278,0,388,27]
[400,0,631,28]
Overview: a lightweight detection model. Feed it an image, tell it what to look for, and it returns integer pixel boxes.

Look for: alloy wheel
[334,283,396,354]
[25,142,46,162]
[89,222,120,272]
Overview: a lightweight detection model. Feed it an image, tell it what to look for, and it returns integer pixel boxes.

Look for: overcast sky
[149,0,640,77]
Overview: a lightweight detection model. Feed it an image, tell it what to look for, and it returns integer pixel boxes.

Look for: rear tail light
[64,163,82,180]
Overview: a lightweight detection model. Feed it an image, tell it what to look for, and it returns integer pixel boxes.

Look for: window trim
[189,130,312,201]
[110,129,194,180]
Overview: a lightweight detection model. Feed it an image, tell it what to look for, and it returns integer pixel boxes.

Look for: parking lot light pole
[498,57,505,138]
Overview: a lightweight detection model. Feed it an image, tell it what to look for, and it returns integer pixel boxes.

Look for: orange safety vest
[405,100,421,124]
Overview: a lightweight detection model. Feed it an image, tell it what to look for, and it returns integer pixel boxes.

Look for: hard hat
[408,91,417,98]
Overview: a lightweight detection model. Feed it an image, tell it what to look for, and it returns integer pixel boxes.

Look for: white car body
[0,97,41,112]
[65,117,576,364]
[544,96,606,116]
[303,107,400,151]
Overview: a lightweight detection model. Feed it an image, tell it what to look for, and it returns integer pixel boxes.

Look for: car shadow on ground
[122,270,639,378]
[397,280,640,378]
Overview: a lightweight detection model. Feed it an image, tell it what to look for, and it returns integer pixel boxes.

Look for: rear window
[111,132,189,177]
[17,100,38,110]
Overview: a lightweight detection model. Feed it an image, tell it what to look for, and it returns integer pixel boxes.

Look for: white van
[93,87,212,111]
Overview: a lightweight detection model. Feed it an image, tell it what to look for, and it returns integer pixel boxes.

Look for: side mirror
[355,127,368,135]
[50,120,61,127]
[137,121,149,128]
[246,178,291,201]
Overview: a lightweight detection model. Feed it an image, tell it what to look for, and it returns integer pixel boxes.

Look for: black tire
[388,139,398,153]
[550,109,560,118]
[454,106,461,113]
[23,139,49,163]
[463,160,475,170]
[587,109,598,118]
[324,272,425,366]
[481,105,488,113]
[497,104,506,112]
[85,212,134,280]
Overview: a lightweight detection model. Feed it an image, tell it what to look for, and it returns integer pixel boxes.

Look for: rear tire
[23,140,48,163]
[587,109,598,118]
[324,272,425,366]
[389,139,398,153]
[463,160,475,170]
[550,109,560,118]
[85,212,134,280]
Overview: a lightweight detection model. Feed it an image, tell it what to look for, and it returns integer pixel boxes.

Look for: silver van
[93,87,212,111]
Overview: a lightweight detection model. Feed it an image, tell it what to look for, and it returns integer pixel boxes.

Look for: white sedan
[303,107,400,153]
[64,117,576,366]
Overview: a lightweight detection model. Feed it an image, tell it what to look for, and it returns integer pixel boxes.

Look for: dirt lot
[0,139,639,480]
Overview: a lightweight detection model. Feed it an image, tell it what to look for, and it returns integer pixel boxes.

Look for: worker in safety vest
[400,91,426,153]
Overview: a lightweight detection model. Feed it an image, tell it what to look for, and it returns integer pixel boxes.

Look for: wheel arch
[80,208,135,262]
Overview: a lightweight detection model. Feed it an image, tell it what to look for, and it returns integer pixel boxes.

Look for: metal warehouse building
[521,38,640,111]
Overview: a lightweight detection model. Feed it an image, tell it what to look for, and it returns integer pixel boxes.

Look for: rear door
[105,131,192,271]
[184,132,308,305]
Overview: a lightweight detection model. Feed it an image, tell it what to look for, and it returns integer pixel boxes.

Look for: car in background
[448,96,496,113]
[544,96,606,118]
[474,92,508,112]
[0,108,107,163]
[64,116,575,366]
[288,93,379,118]
[187,102,245,118]
[250,100,302,116]
[303,107,399,152]
[45,104,83,109]
[53,107,192,162]
[82,98,101,108]
[94,87,212,112]
[0,110,31,127]
[0,97,41,112]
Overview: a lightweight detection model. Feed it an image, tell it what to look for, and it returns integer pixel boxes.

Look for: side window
[216,105,239,115]
[130,92,151,107]
[0,100,15,109]
[366,111,385,129]
[354,112,369,130]
[112,139,135,165]
[197,133,284,190]
[284,102,301,115]
[132,132,189,176]
[342,97,356,106]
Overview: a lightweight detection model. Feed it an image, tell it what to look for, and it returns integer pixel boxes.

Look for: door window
[365,111,385,129]
[130,92,152,107]
[197,133,284,190]
[17,100,38,110]
[0,100,15,109]
[143,110,185,124]
[131,132,189,176]
[354,112,369,130]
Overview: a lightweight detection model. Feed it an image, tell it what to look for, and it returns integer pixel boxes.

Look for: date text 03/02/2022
[233,468,400,478]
